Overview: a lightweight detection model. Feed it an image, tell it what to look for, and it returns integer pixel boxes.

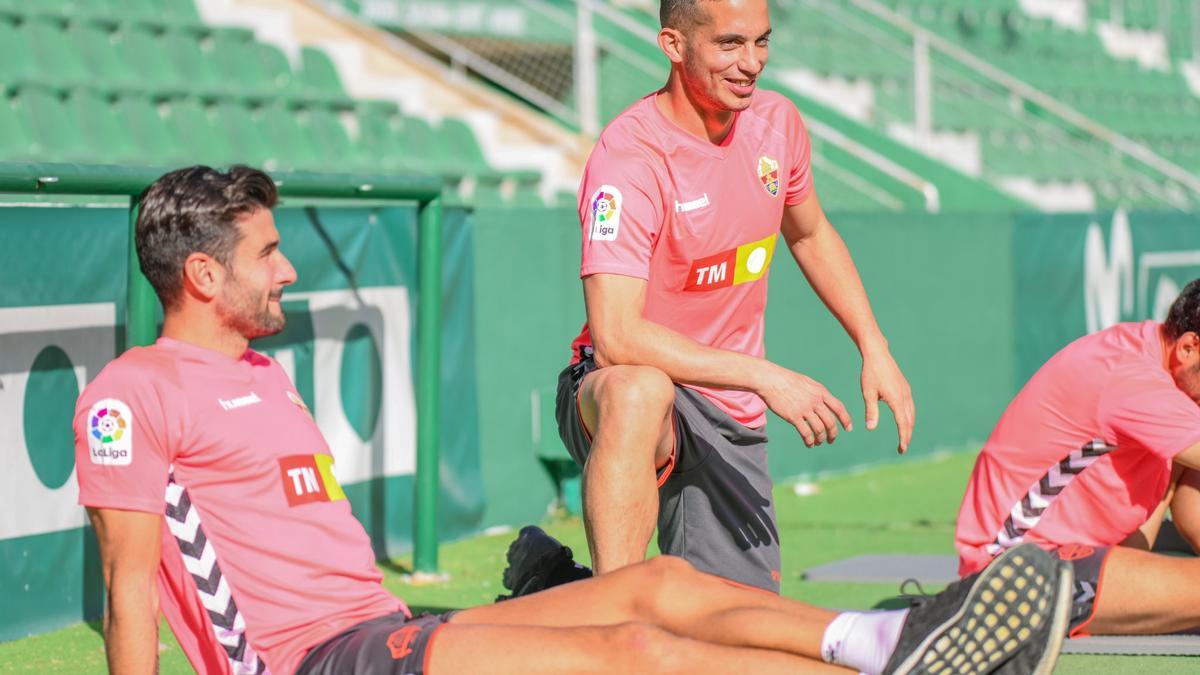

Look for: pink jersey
[75,338,404,675]
[570,90,814,428]
[956,321,1200,575]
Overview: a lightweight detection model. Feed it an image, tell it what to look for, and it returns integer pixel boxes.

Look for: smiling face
[675,0,771,114]
[214,208,296,340]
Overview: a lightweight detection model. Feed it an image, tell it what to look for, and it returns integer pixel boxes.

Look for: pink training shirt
[75,338,404,675]
[570,90,814,428]
[956,321,1200,576]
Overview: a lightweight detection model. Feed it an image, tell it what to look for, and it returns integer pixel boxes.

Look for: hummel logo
[218,392,262,411]
[675,193,710,213]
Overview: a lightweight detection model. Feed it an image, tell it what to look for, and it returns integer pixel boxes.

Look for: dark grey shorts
[1052,544,1111,637]
[555,347,781,592]
[296,611,457,675]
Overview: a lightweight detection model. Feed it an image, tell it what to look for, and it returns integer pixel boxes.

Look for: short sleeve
[1099,371,1200,461]
[577,138,665,281]
[75,361,177,514]
[784,105,814,206]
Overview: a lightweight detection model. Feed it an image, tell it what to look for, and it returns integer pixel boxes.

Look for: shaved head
[660,0,715,32]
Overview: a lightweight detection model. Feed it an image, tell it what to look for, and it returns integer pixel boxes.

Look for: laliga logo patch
[588,185,622,241]
[758,156,780,197]
[88,398,133,466]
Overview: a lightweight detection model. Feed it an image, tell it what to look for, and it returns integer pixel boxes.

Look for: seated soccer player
[78,166,1071,675]
[956,279,1200,638]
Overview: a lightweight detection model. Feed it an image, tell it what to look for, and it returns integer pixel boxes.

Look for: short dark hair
[1165,279,1200,341]
[136,165,278,309]
[660,0,712,31]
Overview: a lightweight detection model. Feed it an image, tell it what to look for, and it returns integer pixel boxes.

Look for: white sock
[820,609,909,675]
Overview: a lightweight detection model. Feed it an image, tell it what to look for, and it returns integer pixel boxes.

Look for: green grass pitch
[0,451,1190,673]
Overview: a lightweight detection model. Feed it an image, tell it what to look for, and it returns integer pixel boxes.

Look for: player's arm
[586,273,851,446]
[780,191,915,452]
[88,506,162,675]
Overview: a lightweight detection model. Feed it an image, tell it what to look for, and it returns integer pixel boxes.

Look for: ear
[181,252,224,302]
[1175,331,1200,365]
[659,27,685,64]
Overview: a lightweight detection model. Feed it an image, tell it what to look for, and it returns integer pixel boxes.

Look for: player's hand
[861,346,914,454]
[759,366,852,447]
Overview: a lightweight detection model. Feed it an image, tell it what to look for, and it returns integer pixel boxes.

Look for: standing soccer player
[555,0,915,591]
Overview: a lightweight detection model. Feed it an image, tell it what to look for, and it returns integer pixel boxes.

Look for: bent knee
[607,623,685,673]
[630,556,699,616]
[591,366,675,416]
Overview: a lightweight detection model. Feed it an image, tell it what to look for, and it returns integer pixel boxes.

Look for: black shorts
[1053,544,1112,637]
[555,346,781,592]
[296,611,457,675]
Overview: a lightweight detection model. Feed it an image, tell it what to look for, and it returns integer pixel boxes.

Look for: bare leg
[429,622,851,674]
[1086,546,1200,634]
[455,556,836,659]
[576,365,676,573]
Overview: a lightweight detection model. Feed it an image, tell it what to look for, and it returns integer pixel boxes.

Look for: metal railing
[791,0,1200,208]
[0,162,447,576]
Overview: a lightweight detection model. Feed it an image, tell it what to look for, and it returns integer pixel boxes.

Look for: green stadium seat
[159,0,206,27]
[117,26,187,96]
[112,95,187,165]
[303,107,357,168]
[72,23,146,94]
[111,0,205,30]
[297,46,355,107]
[12,90,90,162]
[259,102,323,171]
[206,34,297,102]
[165,99,234,166]
[440,118,501,176]
[354,101,411,172]
[254,42,298,95]
[25,16,94,90]
[400,116,457,176]
[162,30,225,98]
[0,95,36,160]
[65,89,141,164]
[509,185,546,208]
[0,18,36,87]
[210,102,274,168]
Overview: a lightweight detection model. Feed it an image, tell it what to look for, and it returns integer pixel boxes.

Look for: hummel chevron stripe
[166,473,268,674]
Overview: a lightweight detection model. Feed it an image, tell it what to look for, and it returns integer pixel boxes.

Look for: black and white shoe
[882,543,1073,675]
[496,525,593,602]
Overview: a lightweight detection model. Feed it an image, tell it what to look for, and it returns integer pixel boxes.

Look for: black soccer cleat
[496,525,593,602]
[882,543,1072,675]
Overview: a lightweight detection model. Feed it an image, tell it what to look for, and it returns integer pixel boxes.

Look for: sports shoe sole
[1018,560,1073,675]
[891,544,1073,675]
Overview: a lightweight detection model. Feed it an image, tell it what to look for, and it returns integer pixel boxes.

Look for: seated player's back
[76,338,402,674]
[956,321,1200,575]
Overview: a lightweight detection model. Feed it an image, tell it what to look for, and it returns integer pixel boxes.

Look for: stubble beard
[218,274,286,340]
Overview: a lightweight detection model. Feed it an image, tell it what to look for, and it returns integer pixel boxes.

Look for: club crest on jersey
[588,185,622,241]
[286,390,313,419]
[758,156,780,197]
[87,398,133,466]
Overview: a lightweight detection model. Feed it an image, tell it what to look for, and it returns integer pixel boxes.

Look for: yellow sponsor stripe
[733,233,778,285]
[314,454,347,501]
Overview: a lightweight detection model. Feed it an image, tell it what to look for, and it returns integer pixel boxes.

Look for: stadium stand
[0,0,583,207]
[4,0,1198,212]
[334,0,1200,212]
